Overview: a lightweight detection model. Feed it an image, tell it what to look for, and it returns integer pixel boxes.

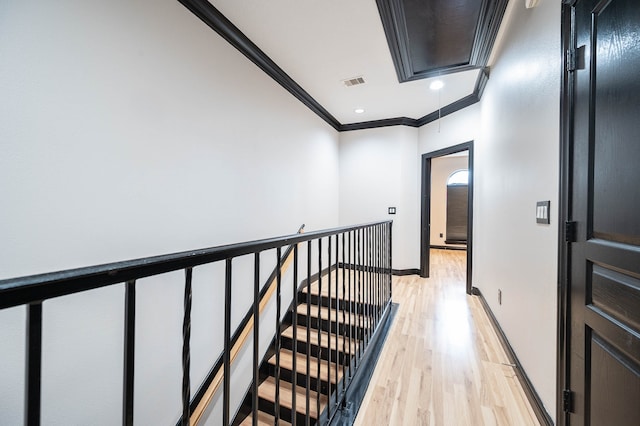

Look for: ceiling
[199,0,509,128]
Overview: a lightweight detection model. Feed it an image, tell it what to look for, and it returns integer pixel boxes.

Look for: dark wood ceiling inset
[405,0,482,70]
[377,0,508,82]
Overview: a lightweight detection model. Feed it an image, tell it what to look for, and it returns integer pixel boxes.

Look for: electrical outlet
[439,233,443,238]
[498,289,502,305]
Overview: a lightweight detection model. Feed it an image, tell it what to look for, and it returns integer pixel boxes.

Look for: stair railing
[0,221,392,426]
[188,224,305,425]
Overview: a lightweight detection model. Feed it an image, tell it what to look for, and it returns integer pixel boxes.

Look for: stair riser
[257,396,317,426]
[302,293,381,315]
[296,314,369,339]
[280,336,354,365]
[265,363,341,396]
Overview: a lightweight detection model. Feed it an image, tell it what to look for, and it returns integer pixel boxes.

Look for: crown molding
[342,67,489,132]
[178,1,492,133]
[178,0,342,131]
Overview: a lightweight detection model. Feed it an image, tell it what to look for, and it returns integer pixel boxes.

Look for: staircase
[235,270,374,425]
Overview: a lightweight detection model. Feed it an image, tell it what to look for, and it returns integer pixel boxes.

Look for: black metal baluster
[25,302,42,426]
[349,230,355,372]
[386,223,390,304]
[253,253,260,426]
[345,231,350,378]
[223,260,232,426]
[354,229,359,357]
[362,228,371,337]
[389,222,393,302]
[365,227,370,341]
[373,225,377,325]
[368,227,373,334]
[316,238,322,423]
[376,225,381,321]
[380,225,384,312]
[380,224,383,308]
[341,233,347,395]
[275,247,282,424]
[305,241,312,426]
[368,227,372,338]
[380,224,384,307]
[378,225,384,312]
[384,224,388,306]
[123,280,136,426]
[382,225,386,308]
[384,224,388,305]
[360,229,365,353]
[368,227,373,339]
[334,234,339,406]
[182,268,193,426]
[356,229,362,359]
[327,236,332,420]
[364,227,368,337]
[360,229,365,352]
[369,225,378,325]
[292,245,298,426]
[376,225,380,319]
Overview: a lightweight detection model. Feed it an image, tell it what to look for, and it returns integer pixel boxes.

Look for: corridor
[355,250,539,425]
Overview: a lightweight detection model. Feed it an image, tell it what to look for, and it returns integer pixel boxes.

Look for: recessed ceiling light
[430,80,444,91]
[354,108,365,114]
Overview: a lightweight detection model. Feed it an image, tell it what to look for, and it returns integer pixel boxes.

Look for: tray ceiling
[184,0,509,130]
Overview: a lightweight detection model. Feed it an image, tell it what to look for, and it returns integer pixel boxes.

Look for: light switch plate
[388,207,396,215]
[536,201,550,224]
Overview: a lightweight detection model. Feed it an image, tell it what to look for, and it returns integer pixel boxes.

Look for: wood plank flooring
[354,249,540,426]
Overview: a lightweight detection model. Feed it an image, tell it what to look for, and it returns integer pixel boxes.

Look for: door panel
[591,264,640,333]
[568,0,640,424]
[592,0,640,244]
[589,334,640,426]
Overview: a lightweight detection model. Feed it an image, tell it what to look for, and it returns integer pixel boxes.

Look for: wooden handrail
[190,227,304,425]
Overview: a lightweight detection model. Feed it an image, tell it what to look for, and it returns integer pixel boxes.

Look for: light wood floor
[354,249,540,426]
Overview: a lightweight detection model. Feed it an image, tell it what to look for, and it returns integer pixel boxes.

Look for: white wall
[0,1,339,424]
[430,155,469,247]
[339,126,419,271]
[418,104,481,154]
[475,0,560,419]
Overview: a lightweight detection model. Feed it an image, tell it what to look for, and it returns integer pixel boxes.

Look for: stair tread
[258,376,328,419]
[297,303,372,326]
[268,349,344,384]
[239,410,292,426]
[282,325,358,353]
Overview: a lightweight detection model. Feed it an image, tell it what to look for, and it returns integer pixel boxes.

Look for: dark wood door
[567,0,640,424]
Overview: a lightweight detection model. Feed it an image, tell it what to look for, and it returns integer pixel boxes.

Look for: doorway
[420,141,474,294]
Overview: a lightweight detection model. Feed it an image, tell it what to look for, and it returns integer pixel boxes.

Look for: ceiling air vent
[342,76,365,87]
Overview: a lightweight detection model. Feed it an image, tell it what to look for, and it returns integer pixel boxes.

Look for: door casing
[420,141,474,294]
[557,2,572,425]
